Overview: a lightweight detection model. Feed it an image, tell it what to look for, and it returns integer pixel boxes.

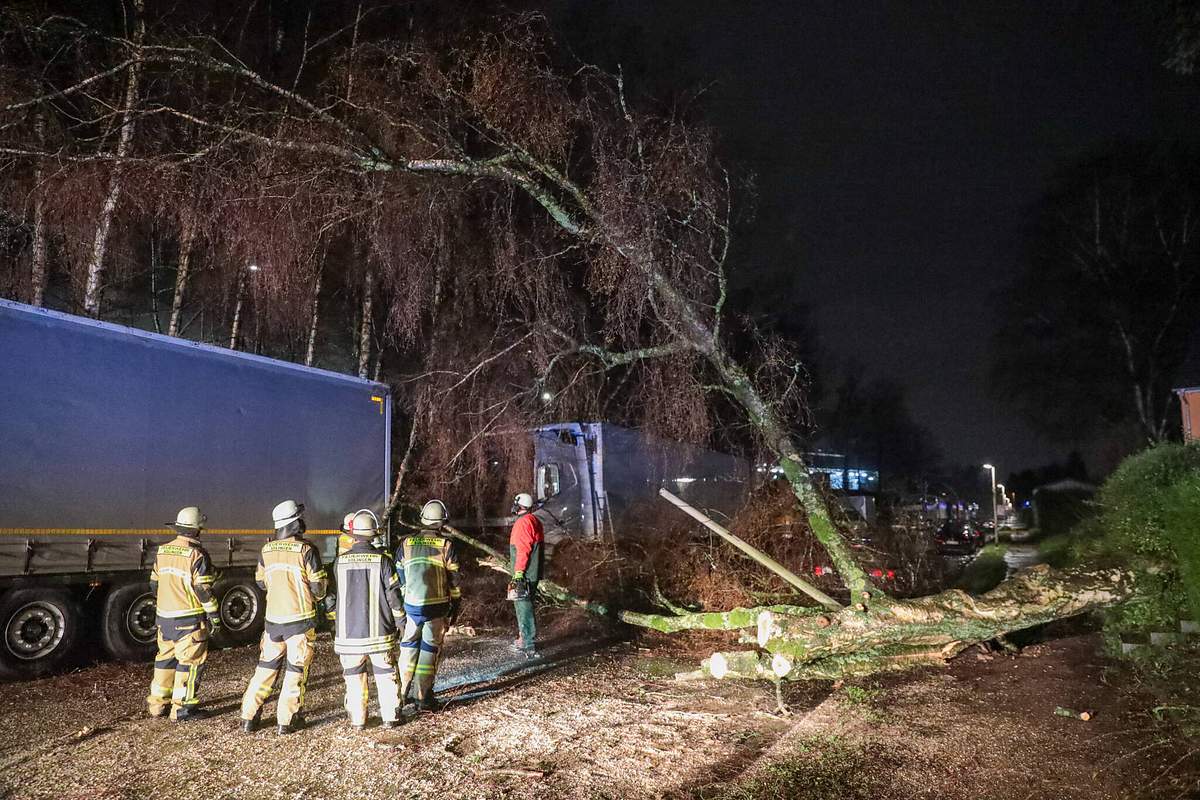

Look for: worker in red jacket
[508,492,544,656]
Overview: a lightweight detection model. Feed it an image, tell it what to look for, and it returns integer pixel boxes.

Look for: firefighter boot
[278,711,307,735]
[174,707,209,722]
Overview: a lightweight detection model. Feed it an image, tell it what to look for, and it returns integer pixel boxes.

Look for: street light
[982,463,997,544]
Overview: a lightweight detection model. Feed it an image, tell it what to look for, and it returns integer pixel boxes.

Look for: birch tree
[81,0,145,317]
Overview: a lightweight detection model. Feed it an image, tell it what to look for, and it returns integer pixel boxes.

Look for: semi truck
[529,422,878,538]
[531,422,752,538]
[0,298,392,679]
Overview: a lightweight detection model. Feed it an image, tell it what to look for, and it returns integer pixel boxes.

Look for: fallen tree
[445,519,1137,681]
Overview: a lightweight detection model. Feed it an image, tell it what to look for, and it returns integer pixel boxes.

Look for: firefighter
[338,512,357,556]
[146,506,221,721]
[340,509,385,555]
[396,500,461,712]
[239,500,326,735]
[508,492,544,657]
[327,511,405,730]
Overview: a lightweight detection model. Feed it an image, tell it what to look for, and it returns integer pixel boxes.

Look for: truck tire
[100,581,158,662]
[0,588,82,680]
[214,578,264,646]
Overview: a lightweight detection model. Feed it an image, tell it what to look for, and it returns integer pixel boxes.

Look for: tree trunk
[753,564,1134,678]
[81,0,144,317]
[385,411,421,519]
[631,252,873,597]
[619,605,818,634]
[167,209,197,337]
[228,269,247,350]
[443,519,1135,681]
[28,114,47,307]
[149,223,161,332]
[357,269,373,378]
[303,265,322,366]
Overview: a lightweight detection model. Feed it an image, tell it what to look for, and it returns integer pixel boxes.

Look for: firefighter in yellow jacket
[327,511,406,729]
[396,500,461,712]
[239,500,327,735]
[147,506,221,721]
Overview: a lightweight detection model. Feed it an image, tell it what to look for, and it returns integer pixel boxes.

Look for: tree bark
[754,564,1134,674]
[81,0,144,317]
[228,269,247,349]
[357,269,373,378]
[619,605,819,634]
[148,223,161,332]
[303,264,322,366]
[28,113,47,307]
[167,208,197,337]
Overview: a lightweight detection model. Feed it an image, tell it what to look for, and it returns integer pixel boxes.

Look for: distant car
[935,521,977,555]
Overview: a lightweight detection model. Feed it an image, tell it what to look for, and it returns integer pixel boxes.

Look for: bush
[1089,442,1200,562]
[1162,477,1200,623]
[1083,443,1200,635]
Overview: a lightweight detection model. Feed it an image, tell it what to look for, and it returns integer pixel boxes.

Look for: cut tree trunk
[619,605,819,634]
[443,517,1136,680]
[749,564,1134,680]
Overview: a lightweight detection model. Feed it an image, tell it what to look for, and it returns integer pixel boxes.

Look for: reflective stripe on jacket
[150,535,217,626]
[397,532,460,618]
[256,537,326,631]
[329,541,404,655]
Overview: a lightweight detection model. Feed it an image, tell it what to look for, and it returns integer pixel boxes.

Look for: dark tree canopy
[992,143,1200,448]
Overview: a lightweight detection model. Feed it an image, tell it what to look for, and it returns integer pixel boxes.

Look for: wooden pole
[658,488,843,611]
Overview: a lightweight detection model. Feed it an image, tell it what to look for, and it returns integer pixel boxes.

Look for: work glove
[206,613,223,633]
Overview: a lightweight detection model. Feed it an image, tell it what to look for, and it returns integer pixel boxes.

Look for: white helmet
[170,506,206,530]
[350,510,378,537]
[513,493,534,512]
[342,512,356,532]
[272,500,304,529]
[420,500,447,529]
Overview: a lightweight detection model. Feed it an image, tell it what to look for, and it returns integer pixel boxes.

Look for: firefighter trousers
[239,628,315,725]
[147,627,208,718]
[398,616,447,703]
[339,651,401,726]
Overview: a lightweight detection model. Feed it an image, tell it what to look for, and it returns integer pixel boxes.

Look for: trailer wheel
[0,588,82,680]
[100,582,158,662]
[214,579,264,646]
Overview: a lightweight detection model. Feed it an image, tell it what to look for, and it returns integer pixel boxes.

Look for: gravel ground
[0,628,794,800]
[0,630,1193,800]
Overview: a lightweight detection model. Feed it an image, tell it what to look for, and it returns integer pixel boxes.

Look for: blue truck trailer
[0,299,391,679]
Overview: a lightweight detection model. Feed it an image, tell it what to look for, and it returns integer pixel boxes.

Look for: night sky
[554,0,1200,475]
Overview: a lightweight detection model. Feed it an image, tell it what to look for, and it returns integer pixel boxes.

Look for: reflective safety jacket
[396,531,461,620]
[255,535,327,637]
[328,540,405,654]
[150,534,218,638]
